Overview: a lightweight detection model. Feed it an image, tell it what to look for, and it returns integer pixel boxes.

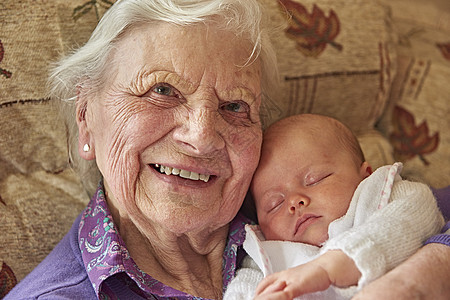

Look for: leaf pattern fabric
[0,262,17,298]
[278,0,342,57]
[390,106,439,166]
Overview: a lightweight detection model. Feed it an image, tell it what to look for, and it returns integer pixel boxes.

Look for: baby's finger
[261,281,287,295]
[255,276,275,294]
[255,278,286,295]
[254,290,292,300]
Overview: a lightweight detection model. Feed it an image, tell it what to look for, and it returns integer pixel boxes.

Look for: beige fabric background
[261,0,395,132]
[0,0,106,293]
[377,0,450,188]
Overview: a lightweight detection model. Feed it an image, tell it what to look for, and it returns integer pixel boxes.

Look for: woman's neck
[118,214,228,299]
[104,184,230,299]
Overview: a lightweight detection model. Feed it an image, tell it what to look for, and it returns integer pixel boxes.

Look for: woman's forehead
[115,22,254,66]
[108,22,261,89]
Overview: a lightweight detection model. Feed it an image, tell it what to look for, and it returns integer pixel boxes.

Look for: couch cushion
[0,0,109,294]
[0,170,88,287]
[260,0,396,134]
[377,0,450,188]
[259,0,396,171]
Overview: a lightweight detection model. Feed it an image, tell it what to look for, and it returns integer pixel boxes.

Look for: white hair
[49,0,278,195]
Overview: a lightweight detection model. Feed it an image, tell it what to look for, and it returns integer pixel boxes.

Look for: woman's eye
[151,83,179,97]
[154,85,171,95]
[141,83,184,109]
[224,102,243,112]
[222,101,249,113]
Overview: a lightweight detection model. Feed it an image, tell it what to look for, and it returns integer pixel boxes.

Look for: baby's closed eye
[304,173,333,186]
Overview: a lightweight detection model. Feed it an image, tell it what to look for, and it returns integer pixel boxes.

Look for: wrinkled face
[251,127,369,246]
[79,22,263,235]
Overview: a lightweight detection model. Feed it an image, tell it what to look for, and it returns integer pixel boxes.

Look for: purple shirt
[6,182,249,299]
[5,184,450,299]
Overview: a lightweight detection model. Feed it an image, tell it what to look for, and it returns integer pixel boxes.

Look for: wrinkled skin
[76,22,263,298]
[353,243,450,300]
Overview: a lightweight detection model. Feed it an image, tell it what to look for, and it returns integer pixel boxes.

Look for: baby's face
[251,126,369,246]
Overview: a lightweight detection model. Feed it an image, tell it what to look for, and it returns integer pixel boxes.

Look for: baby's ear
[360,161,373,178]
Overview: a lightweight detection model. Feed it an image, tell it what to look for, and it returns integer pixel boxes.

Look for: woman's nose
[288,194,310,214]
[173,107,225,155]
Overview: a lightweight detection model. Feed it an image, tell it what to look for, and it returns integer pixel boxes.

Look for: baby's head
[251,114,372,246]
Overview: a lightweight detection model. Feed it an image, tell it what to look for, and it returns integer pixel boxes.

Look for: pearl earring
[83,144,90,152]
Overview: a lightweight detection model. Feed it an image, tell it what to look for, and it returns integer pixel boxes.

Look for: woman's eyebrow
[217,87,258,105]
[128,70,195,95]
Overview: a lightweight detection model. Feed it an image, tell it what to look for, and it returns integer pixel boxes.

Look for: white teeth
[200,174,210,182]
[154,164,210,182]
[179,169,190,179]
[164,166,172,175]
[190,172,199,180]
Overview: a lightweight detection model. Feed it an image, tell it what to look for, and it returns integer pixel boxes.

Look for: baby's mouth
[151,164,211,183]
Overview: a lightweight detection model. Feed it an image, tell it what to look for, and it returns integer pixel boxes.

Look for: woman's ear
[76,89,96,161]
[360,161,373,178]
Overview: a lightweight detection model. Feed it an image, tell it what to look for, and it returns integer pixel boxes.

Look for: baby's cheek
[258,219,277,239]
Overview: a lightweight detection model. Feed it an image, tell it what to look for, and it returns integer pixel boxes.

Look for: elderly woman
[8,1,275,299]
[5,0,450,299]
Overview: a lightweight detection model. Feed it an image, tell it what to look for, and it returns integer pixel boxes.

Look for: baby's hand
[254,250,361,300]
[254,260,332,299]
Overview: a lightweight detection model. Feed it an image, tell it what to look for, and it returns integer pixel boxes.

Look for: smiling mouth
[152,164,211,183]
